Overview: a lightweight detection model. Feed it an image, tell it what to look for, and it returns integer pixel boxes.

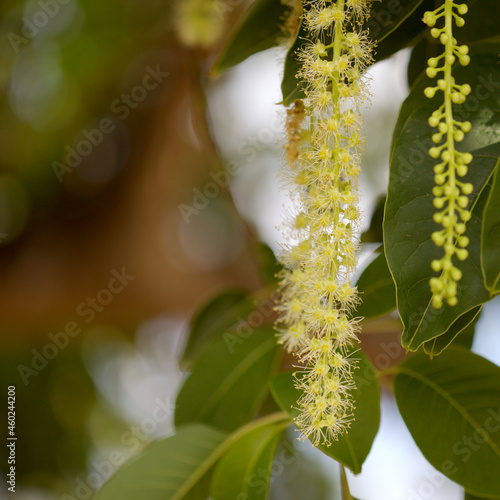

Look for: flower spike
[423,1,472,308]
[276,0,375,446]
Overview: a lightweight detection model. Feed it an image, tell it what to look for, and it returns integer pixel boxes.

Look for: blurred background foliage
[0,0,264,497]
[0,0,262,336]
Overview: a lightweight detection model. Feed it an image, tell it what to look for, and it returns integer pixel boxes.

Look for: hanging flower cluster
[174,0,224,48]
[423,1,473,309]
[277,0,374,446]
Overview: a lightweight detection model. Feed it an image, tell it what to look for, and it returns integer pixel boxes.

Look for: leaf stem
[340,465,353,500]
[442,0,458,273]
[230,411,290,440]
[173,412,289,500]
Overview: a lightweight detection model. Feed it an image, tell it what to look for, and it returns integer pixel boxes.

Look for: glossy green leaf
[394,347,500,498]
[95,424,227,500]
[355,250,396,320]
[455,0,500,46]
[212,0,291,75]
[281,0,427,105]
[481,157,500,294]
[176,326,279,432]
[407,36,440,90]
[269,350,380,474]
[384,45,500,351]
[368,0,426,41]
[423,306,481,357]
[211,424,284,500]
[182,289,254,362]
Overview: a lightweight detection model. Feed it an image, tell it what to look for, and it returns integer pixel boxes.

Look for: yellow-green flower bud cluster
[277,0,374,446]
[423,1,472,309]
[174,0,224,48]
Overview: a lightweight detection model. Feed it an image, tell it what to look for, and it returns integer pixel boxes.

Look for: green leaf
[267,433,333,500]
[281,16,305,106]
[255,242,283,287]
[269,350,380,474]
[384,44,500,351]
[95,424,227,500]
[394,347,500,498]
[212,0,290,75]
[361,195,386,243]
[394,41,500,144]
[407,36,440,90]
[481,157,500,294]
[465,493,500,500]
[211,424,284,500]
[371,0,431,62]
[368,0,426,41]
[422,306,481,357]
[182,289,254,362]
[355,250,396,321]
[176,326,279,432]
[281,0,428,105]
[455,0,500,45]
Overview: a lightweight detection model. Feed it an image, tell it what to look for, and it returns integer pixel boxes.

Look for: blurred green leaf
[211,424,284,500]
[361,196,385,244]
[176,326,280,432]
[212,0,291,75]
[95,424,227,500]
[355,250,396,321]
[0,344,95,489]
[464,493,500,500]
[182,289,254,362]
[481,158,500,295]
[269,350,380,474]
[384,44,500,351]
[394,347,500,497]
[407,36,439,89]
